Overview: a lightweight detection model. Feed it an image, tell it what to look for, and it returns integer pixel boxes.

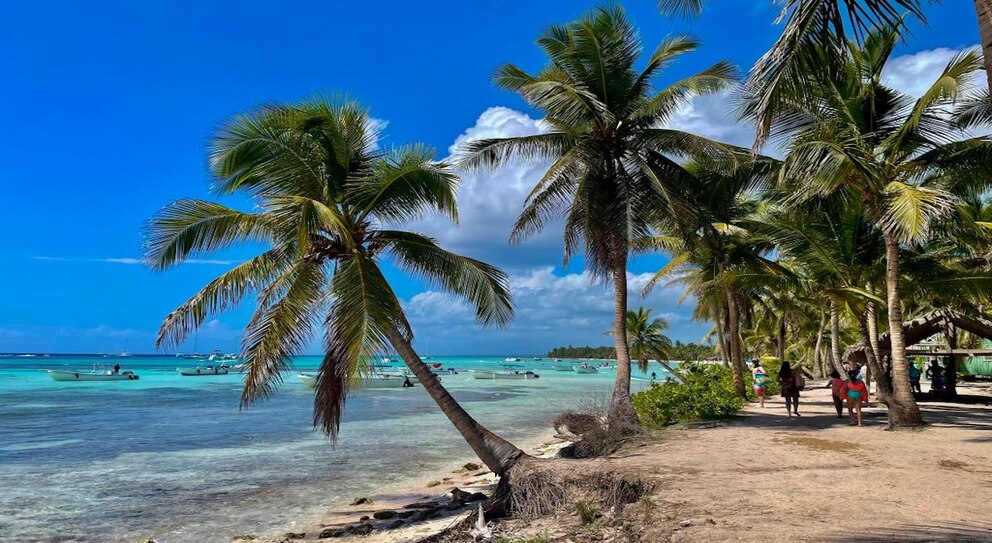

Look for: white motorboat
[298,372,417,389]
[551,364,574,371]
[574,364,599,374]
[471,368,540,380]
[47,368,139,381]
[504,357,521,363]
[177,365,230,376]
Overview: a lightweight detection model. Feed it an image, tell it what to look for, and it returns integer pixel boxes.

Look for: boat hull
[551,365,575,371]
[471,371,539,380]
[573,367,599,374]
[47,370,139,381]
[177,367,229,376]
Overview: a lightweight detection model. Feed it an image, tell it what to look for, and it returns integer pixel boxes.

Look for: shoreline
[242,432,566,543]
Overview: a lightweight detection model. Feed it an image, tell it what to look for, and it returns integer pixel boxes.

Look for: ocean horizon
[0,354,662,542]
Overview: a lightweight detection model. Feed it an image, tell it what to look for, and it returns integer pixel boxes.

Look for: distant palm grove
[145,0,992,478]
[547,342,715,362]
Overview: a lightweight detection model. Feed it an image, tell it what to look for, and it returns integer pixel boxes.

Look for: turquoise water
[0,355,663,542]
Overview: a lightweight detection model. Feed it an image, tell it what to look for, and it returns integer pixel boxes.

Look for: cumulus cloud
[883,46,981,97]
[401,267,704,355]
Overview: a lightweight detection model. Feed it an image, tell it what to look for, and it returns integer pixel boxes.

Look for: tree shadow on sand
[822,521,992,542]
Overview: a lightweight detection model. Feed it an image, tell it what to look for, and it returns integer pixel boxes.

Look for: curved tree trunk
[829,300,846,376]
[726,287,746,398]
[608,257,639,426]
[386,327,526,473]
[976,0,992,90]
[882,233,924,429]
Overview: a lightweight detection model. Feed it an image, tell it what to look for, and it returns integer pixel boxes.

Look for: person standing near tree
[778,361,801,418]
[827,370,846,419]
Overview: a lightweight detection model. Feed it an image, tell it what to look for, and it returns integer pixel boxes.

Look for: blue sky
[0,1,980,354]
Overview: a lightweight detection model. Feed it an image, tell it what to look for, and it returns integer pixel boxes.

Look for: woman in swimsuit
[842,370,868,426]
[751,360,768,408]
[827,370,845,418]
[778,361,800,418]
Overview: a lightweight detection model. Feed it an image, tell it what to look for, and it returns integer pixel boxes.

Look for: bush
[553,411,600,435]
[632,363,746,428]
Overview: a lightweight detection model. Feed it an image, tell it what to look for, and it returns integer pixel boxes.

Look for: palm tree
[144,97,526,474]
[767,28,992,428]
[658,1,946,145]
[642,160,781,397]
[624,307,678,376]
[458,5,740,425]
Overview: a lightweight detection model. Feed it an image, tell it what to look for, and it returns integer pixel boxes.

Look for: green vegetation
[576,501,602,525]
[548,340,714,362]
[547,346,616,359]
[632,364,746,428]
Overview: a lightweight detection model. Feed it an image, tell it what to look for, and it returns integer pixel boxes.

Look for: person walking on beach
[842,371,868,426]
[751,360,768,408]
[778,361,800,417]
[827,370,846,418]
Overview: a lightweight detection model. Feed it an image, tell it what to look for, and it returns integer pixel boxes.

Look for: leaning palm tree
[766,27,992,428]
[625,307,678,376]
[144,96,525,474]
[458,5,740,425]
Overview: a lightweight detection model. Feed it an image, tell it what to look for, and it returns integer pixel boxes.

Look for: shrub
[632,363,746,428]
[553,411,600,435]
[575,501,601,525]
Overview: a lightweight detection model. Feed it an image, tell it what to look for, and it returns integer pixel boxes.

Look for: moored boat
[471,368,540,380]
[46,368,139,381]
[177,365,230,376]
[574,363,599,374]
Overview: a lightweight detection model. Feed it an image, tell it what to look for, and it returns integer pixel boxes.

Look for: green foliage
[547,345,616,359]
[670,340,716,362]
[632,363,745,428]
[576,501,602,525]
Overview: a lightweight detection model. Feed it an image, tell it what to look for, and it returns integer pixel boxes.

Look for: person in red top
[826,370,846,419]
[841,371,869,426]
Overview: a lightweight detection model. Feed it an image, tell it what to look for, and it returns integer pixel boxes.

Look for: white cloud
[883,46,981,98]
[401,268,703,355]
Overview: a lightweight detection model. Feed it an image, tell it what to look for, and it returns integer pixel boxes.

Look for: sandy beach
[444,383,992,543]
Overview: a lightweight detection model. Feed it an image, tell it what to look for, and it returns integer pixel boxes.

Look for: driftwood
[845,309,992,365]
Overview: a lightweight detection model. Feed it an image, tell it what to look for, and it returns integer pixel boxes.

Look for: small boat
[177,365,230,376]
[553,358,562,362]
[47,368,139,381]
[297,373,318,387]
[551,364,575,371]
[472,367,540,380]
[504,357,521,363]
[299,371,418,389]
[574,364,599,374]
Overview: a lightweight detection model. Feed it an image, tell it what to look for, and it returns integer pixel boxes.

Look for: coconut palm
[658,1,939,145]
[144,97,526,474]
[458,5,741,425]
[625,307,678,376]
[642,160,781,397]
[766,27,992,427]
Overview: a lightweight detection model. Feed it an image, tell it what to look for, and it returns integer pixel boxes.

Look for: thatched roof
[845,309,992,365]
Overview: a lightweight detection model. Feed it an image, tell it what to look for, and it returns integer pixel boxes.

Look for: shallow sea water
[0,355,661,542]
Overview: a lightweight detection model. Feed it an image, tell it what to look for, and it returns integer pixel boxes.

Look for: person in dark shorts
[778,361,800,418]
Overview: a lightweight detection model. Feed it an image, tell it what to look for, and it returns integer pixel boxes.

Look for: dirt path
[619,386,992,542]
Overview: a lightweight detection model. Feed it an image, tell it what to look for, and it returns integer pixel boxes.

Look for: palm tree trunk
[608,258,638,426]
[829,300,846,376]
[813,309,826,378]
[776,315,786,361]
[882,232,924,429]
[946,325,960,399]
[975,0,992,90]
[386,327,526,473]
[725,287,747,398]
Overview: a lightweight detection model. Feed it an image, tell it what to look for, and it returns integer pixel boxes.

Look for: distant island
[547,341,715,361]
